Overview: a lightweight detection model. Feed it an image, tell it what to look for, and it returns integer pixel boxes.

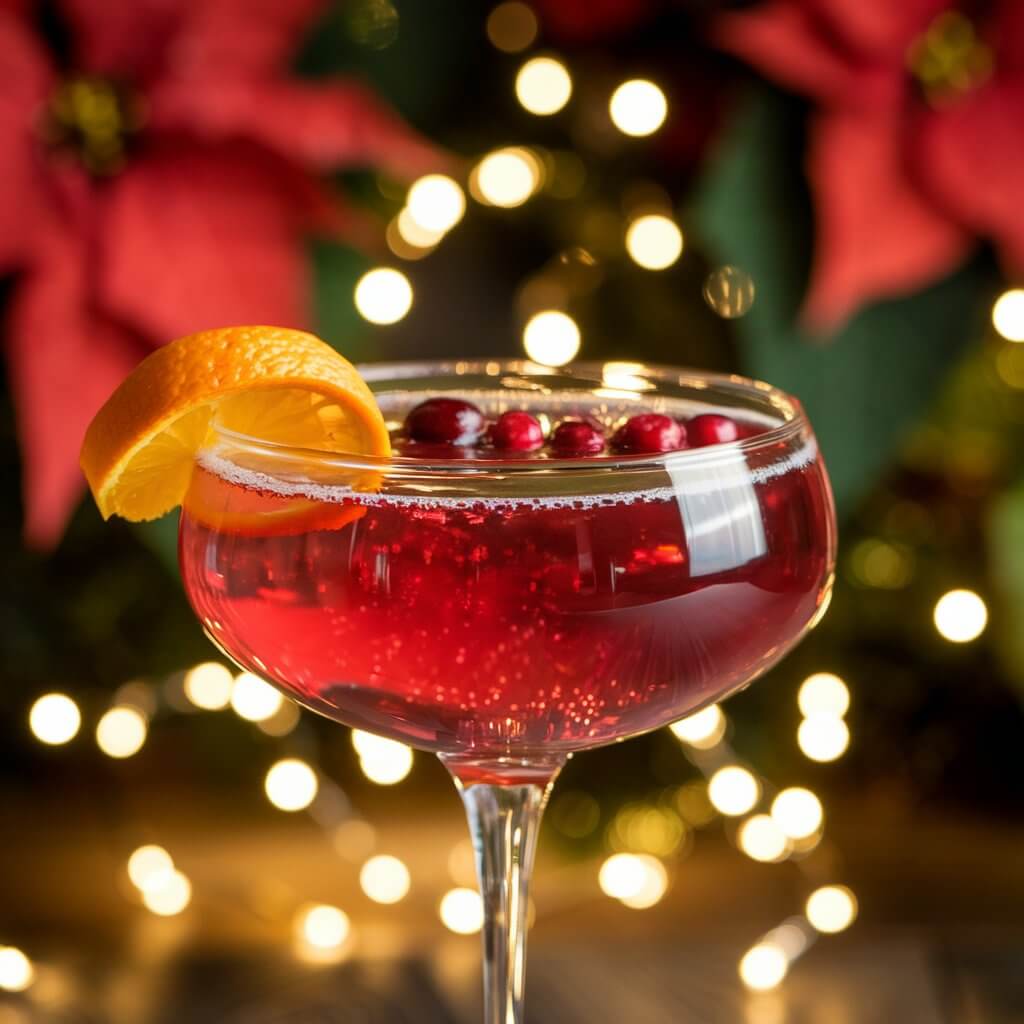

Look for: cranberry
[550,420,605,456]
[405,398,485,445]
[686,413,740,447]
[611,413,686,454]
[489,411,545,452]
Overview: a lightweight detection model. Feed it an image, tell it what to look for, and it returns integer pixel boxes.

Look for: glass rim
[207,358,811,476]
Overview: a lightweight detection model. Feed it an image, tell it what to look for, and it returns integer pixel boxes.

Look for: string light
[625,215,683,270]
[708,766,760,817]
[669,704,725,749]
[295,904,350,949]
[29,693,81,745]
[933,589,988,643]
[472,148,541,207]
[797,715,850,763]
[737,815,790,863]
[797,673,850,718]
[183,662,233,710]
[354,267,413,325]
[0,947,34,993]
[486,1,538,53]
[770,788,823,840]
[95,706,148,758]
[406,174,466,234]
[439,888,484,934]
[522,310,581,366]
[230,673,284,723]
[739,944,788,992]
[515,56,572,116]
[141,870,192,916]
[805,885,858,933]
[352,730,414,785]
[992,288,1024,342]
[127,845,175,893]
[264,758,318,811]
[609,79,667,136]
[359,854,411,904]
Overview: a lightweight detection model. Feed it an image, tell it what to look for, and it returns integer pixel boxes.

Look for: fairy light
[797,673,850,717]
[708,766,760,817]
[933,589,988,643]
[359,854,411,904]
[609,79,667,136]
[486,1,538,53]
[522,310,581,366]
[739,944,788,992]
[29,693,81,745]
[141,870,192,916]
[618,857,668,909]
[296,903,350,949]
[669,704,726,749]
[597,853,667,908]
[352,731,414,785]
[625,215,683,270]
[439,888,484,934]
[127,845,175,893]
[0,947,34,993]
[797,715,850,763]
[770,788,823,840]
[95,706,148,758]
[805,885,858,933]
[230,672,284,723]
[515,56,572,116]
[992,288,1024,342]
[183,662,233,710]
[472,148,540,207]
[406,174,466,234]
[737,815,790,863]
[354,268,413,325]
[264,758,318,811]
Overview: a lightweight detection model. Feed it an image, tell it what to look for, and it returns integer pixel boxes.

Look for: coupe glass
[178,360,836,1023]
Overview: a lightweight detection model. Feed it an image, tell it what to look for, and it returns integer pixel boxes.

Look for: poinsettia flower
[2,0,443,547]
[715,0,1024,330]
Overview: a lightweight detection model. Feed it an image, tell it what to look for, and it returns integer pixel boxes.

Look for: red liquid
[179,427,834,761]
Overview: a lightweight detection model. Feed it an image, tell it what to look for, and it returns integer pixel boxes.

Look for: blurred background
[3,0,1024,1020]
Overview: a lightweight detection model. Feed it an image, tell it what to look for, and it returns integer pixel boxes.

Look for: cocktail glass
[178,360,836,1023]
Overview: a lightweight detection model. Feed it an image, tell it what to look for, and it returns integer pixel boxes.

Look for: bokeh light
[598,853,668,907]
[359,854,411,904]
[439,888,484,934]
[992,288,1024,342]
[515,56,572,116]
[625,215,683,270]
[797,673,850,718]
[708,766,760,817]
[933,589,988,643]
[354,268,413,325]
[522,310,581,366]
[183,662,233,710]
[230,673,284,723]
[264,759,318,811]
[0,948,34,993]
[256,700,302,738]
[486,1,537,53]
[296,904,350,949]
[739,944,788,992]
[352,731,414,785]
[770,788,824,840]
[333,819,377,861]
[669,704,726,749]
[127,845,175,893]
[141,870,192,916]
[406,174,466,233]
[737,815,790,863]
[472,148,541,207]
[805,885,858,933]
[703,265,756,318]
[797,715,850,763]
[95,706,148,758]
[29,693,81,745]
[609,79,668,136]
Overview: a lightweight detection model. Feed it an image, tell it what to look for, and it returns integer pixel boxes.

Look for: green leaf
[692,88,987,514]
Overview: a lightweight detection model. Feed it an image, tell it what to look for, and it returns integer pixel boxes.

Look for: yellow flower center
[907,11,993,108]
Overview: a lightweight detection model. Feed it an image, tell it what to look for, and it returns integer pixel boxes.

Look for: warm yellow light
[522,310,581,366]
[439,887,484,934]
[354,267,413,325]
[993,288,1024,342]
[359,854,411,904]
[352,731,414,785]
[609,79,667,136]
[264,758,318,811]
[797,715,850,763]
[625,215,683,270]
[737,815,791,863]
[127,845,175,893]
[447,839,478,885]
[29,693,81,745]
[96,706,147,758]
[708,766,760,817]
[256,700,302,737]
[515,56,572,116]
[797,673,850,718]
[183,662,233,710]
[141,870,192,916]
[296,903,351,949]
[230,672,284,723]
[406,174,466,234]
[806,885,858,934]
[486,1,538,53]
[770,788,823,840]
[473,148,540,207]
[602,361,654,393]
[739,944,788,992]
[669,704,726,749]
[0,947,34,993]
[933,588,988,643]
[597,853,667,908]
[333,818,377,861]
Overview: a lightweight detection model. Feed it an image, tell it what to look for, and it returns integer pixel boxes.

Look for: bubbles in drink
[703,265,755,319]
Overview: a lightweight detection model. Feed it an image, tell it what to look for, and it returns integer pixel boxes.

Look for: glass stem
[441,757,564,1024]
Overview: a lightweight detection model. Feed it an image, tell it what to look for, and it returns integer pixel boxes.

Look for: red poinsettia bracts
[715,0,1024,330]
[2,0,442,546]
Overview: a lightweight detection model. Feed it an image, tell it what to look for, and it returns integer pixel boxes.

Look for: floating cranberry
[686,413,740,447]
[550,420,605,456]
[611,413,686,454]
[405,398,485,445]
[490,411,545,452]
